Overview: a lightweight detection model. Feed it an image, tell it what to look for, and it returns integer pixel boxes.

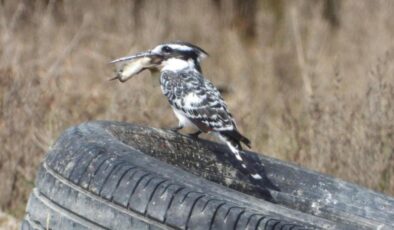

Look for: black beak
[110,51,155,64]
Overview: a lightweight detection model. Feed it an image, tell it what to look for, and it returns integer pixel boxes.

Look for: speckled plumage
[160,66,251,164]
[160,69,234,131]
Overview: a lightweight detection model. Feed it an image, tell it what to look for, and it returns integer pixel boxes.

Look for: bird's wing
[161,70,236,132]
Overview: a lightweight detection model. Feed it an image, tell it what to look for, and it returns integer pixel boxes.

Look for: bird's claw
[168,126,183,133]
[188,131,202,139]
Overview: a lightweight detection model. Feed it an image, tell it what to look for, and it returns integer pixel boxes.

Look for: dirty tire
[22,121,353,229]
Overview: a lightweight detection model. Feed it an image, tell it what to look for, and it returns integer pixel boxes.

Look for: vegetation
[0,0,393,226]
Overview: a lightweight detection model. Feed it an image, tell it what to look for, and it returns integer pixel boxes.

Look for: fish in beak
[110,51,162,82]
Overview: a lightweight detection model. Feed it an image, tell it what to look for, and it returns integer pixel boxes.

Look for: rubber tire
[21,122,321,230]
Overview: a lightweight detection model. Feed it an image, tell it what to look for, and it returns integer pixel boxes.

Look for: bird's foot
[168,125,183,133]
[188,130,202,139]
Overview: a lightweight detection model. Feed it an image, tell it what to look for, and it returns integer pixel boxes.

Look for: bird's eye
[162,46,172,53]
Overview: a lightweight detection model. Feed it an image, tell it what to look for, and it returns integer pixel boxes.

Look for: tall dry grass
[0,0,393,222]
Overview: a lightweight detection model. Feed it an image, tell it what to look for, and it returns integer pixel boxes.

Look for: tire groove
[267,219,280,229]
[163,187,186,223]
[98,162,127,194]
[68,145,102,182]
[202,198,222,211]
[87,156,113,191]
[126,173,152,209]
[245,214,261,229]
[84,154,110,188]
[185,194,206,230]
[282,223,300,230]
[254,216,268,230]
[160,183,178,197]
[143,179,168,215]
[233,209,246,230]
[181,191,203,203]
[142,175,157,189]
[67,149,90,179]
[208,202,226,230]
[111,168,142,205]
[110,166,138,201]
[224,206,242,220]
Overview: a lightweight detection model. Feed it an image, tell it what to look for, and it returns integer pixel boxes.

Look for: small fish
[110,56,153,82]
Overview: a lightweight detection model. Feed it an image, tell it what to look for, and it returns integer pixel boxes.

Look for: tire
[21,121,393,229]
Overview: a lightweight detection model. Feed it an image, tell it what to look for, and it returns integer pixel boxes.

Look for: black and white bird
[111,42,276,191]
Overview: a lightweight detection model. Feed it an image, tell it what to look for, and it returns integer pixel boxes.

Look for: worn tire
[22,121,392,229]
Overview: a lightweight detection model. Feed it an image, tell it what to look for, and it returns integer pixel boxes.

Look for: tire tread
[23,124,312,230]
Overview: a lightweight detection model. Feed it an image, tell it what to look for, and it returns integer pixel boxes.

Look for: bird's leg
[188,130,202,139]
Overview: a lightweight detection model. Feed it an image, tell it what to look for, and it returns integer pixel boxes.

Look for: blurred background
[0,0,393,228]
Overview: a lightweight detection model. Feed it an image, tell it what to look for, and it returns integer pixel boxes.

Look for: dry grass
[0,211,18,230]
[0,0,393,223]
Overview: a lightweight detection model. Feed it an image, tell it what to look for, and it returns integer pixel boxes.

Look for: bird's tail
[218,130,279,202]
[218,130,279,199]
[219,130,265,180]
[218,130,249,162]
[220,130,251,149]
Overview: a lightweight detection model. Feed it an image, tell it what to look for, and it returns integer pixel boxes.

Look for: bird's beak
[110,51,162,82]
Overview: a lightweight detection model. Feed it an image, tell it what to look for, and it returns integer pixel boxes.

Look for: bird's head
[110,41,208,82]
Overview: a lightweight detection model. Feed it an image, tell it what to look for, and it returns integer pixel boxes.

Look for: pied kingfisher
[111,41,269,184]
